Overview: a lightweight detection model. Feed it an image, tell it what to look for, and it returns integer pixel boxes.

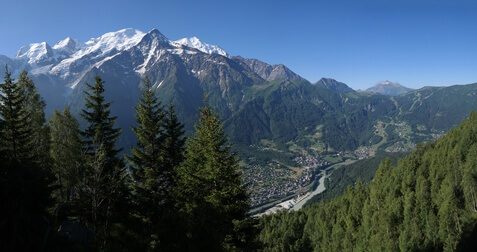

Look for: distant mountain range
[4,28,477,206]
[365,80,413,96]
[1,28,477,159]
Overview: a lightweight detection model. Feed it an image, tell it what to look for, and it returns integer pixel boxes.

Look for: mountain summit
[365,80,413,96]
[314,78,355,93]
[0,27,306,145]
[172,37,228,57]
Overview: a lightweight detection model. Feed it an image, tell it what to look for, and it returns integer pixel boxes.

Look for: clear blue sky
[1,0,477,90]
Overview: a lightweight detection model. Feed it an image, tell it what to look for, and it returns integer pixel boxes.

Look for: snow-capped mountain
[7,28,232,81]
[172,37,229,57]
[365,80,413,96]
[15,42,54,65]
[1,28,304,106]
[0,28,305,147]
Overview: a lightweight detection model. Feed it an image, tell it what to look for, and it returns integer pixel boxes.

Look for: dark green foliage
[126,78,186,249]
[226,79,399,152]
[0,67,52,250]
[127,77,165,203]
[0,67,34,163]
[17,70,51,170]
[259,112,477,251]
[81,76,123,157]
[78,75,129,249]
[305,152,408,206]
[175,103,251,251]
[49,107,84,205]
[237,143,296,167]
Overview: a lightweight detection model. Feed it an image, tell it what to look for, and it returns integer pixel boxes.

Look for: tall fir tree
[156,102,187,250]
[0,67,33,163]
[162,102,185,191]
[175,102,250,251]
[17,70,51,170]
[0,66,52,251]
[81,76,122,157]
[79,75,128,249]
[127,78,187,250]
[127,77,166,248]
[49,107,84,205]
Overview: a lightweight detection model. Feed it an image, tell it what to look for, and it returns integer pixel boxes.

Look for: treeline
[260,112,477,251]
[0,69,259,251]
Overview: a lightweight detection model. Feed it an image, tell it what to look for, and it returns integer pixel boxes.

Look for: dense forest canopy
[259,111,477,251]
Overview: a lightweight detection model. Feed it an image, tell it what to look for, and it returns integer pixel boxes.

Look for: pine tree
[127,78,187,249]
[78,75,128,248]
[81,76,122,157]
[0,66,52,250]
[0,67,33,163]
[157,102,187,250]
[162,102,185,197]
[176,103,250,251]
[17,70,51,169]
[49,107,84,205]
[127,77,166,248]
[128,77,164,190]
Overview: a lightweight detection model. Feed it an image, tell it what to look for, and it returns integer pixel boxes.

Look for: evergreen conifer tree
[0,67,52,250]
[17,70,51,169]
[156,102,187,250]
[176,102,249,251]
[127,78,187,250]
[0,67,33,163]
[78,76,128,248]
[50,107,84,204]
[127,77,166,248]
[81,76,122,157]
[162,102,185,197]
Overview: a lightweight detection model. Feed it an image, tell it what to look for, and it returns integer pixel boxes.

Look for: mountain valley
[2,28,477,207]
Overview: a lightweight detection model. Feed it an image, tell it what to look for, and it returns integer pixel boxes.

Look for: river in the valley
[291,159,357,211]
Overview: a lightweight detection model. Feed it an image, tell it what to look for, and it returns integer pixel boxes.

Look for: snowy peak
[9,28,237,83]
[12,28,230,73]
[147,29,169,43]
[53,37,83,52]
[172,36,228,57]
[15,42,53,64]
[83,28,146,55]
[366,80,413,96]
[14,28,147,69]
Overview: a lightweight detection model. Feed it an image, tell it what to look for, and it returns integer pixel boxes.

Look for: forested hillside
[0,71,257,251]
[305,152,408,206]
[259,111,477,251]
